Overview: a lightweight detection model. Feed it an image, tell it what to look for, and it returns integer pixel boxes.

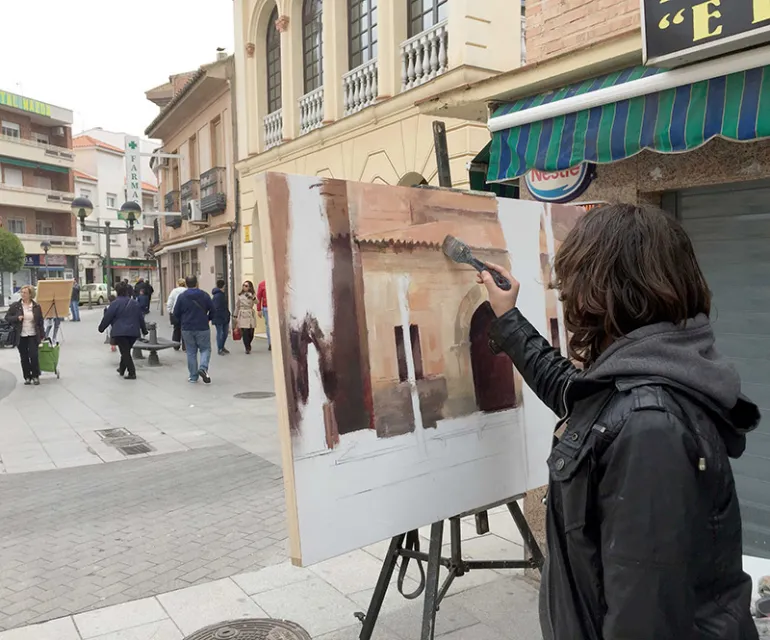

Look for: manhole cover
[96,428,131,439]
[94,429,155,456]
[184,619,312,640]
[234,391,276,400]
[118,443,154,456]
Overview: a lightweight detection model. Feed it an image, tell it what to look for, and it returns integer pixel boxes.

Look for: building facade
[232,0,525,310]
[0,89,76,304]
[72,133,159,288]
[145,53,240,308]
[422,0,770,587]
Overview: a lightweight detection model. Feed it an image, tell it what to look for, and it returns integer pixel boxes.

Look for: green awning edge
[0,155,69,173]
[488,64,770,181]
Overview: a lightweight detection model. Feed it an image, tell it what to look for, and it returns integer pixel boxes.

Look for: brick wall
[0,107,72,150]
[0,206,73,237]
[525,0,640,63]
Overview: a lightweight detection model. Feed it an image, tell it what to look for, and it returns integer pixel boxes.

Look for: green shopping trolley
[38,342,60,379]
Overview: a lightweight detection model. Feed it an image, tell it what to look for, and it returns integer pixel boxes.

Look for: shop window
[394,324,424,382]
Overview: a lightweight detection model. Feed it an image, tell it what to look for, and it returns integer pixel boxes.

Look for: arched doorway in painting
[469,302,517,412]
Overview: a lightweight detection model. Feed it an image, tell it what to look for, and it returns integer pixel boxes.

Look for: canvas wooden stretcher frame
[36,279,74,319]
[253,172,586,566]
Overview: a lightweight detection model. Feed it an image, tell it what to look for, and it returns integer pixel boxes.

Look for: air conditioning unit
[188,200,206,223]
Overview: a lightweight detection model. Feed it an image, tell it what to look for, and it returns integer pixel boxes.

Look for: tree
[0,227,25,302]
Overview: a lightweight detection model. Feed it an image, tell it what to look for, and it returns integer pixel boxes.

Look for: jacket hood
[582,314,760,455]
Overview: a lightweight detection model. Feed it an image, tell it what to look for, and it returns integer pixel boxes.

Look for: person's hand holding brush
[477,262,520,318]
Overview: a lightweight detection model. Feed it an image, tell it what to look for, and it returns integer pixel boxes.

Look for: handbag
[232,325,242,341]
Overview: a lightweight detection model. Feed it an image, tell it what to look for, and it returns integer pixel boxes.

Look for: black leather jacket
[489,308,759,640]
[4,300,44,347]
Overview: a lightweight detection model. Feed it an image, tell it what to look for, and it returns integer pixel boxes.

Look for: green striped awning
[488,65,770,182]
[0,155,68,173]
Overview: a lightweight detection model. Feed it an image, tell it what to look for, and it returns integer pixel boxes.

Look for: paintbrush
[442,235,512,291]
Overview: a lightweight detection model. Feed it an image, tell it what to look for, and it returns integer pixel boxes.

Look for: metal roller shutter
[676,179,770,560]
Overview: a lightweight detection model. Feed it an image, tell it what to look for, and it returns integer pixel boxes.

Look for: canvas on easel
[36,279,74,319]
[254,172,586,567]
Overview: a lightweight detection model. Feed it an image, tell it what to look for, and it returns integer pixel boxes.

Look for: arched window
[266,6,282,113]
[408,0,448,37]
[302,0,323,93]
[349,0,378,69]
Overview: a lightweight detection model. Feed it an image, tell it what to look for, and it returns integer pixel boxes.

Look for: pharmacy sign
[122,136,142,224]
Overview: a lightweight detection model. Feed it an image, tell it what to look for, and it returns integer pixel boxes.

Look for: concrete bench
[132,323,179,366]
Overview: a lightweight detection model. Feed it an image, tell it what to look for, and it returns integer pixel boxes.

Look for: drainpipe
[227,55,240,316]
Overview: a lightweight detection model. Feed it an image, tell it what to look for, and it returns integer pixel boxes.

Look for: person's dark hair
[116,283,129,297]
[242,280,255,295]
[552,203,711,365]
[185,275,198,288]
[216,279,225,289]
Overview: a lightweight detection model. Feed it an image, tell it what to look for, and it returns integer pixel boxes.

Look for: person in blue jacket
[211,279,231,356]
[173,275,215,384]
[98,283,147,380]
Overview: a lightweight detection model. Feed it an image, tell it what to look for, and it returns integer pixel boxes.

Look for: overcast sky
[0,0,234,139]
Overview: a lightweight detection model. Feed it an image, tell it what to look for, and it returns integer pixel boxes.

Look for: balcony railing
[164,190,181,228]
[343,59,379,115]
[0,183,74,211]
[0,133,74,161]
[17,233,78,248]
[521,16,527,64]
[200,167,227,216]
[401,21,449,91]
[180,180,200,219]
[299,87,324,135]
[264,109,283,150]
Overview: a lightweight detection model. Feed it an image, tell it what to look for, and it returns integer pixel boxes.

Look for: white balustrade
[400,21,449,92]
[299,87,325,135]
[343,59,379,115]
[263,109,283,150]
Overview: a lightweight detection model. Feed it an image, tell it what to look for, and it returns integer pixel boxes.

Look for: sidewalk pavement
[0,307,281,473]
[0,516,543,640]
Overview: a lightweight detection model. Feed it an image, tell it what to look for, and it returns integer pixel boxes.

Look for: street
[0,305,545,639]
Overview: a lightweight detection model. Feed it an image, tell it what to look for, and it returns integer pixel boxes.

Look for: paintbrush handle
[468,258,512,291]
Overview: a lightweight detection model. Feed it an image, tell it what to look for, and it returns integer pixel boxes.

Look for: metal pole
[104,221,111,286]
[44,251,49,279]
[432,121,452,188]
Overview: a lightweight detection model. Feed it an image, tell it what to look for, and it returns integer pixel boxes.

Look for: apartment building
[145,52,239,306]
[72,132,159,287]
[421,0,770,586]
[0,89,76,302]
[232,0,523,293]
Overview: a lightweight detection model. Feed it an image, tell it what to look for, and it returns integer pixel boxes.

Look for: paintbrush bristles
[442,235,473,265]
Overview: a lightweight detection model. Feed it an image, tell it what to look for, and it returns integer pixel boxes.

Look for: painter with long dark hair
[477,204,759,640]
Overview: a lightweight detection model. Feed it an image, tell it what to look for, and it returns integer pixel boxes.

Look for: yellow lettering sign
[754,0,770,22]
[0,90,52,116]
[692,0,723,41]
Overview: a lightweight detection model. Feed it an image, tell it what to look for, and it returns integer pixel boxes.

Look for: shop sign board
[524,164,595,203]
[642,0,770,66]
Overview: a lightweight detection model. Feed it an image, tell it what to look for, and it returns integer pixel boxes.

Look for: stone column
[377,0,408,99]
[322,0,347,123]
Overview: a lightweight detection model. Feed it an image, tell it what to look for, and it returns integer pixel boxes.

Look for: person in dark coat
[4,285,45,385]
[98,283,147,380]
[477,204,759,640]
[134,278,151,315]
[211,279,231,356]
[174,275,214,384]
[70,281,81,322]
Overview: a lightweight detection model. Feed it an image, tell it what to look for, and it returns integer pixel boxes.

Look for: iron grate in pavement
[183,619,312,640]
[95,428,156,456]
[234,391,276,400]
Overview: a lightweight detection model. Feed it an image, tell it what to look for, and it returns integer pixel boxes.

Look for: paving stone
[0,616,80,640]
[157,578,266,636]
[89,619,183,640]
[74,597,167,638]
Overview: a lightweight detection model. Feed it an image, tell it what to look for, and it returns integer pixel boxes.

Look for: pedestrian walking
[235,280,257,354]
[98,283,147,380]
[4,285,45,385]
[212,279,231,355]
[173,275,214,383]
[477,204,759,640]
[166,278,187,351]
[134,278,151,315]
[256,279,270,351]
[70,281,81,322]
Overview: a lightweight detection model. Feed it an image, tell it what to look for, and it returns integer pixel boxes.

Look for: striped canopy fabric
[488,65,770,182]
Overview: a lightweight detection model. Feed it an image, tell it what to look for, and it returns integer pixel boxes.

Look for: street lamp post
[71,197,141,288]
[40,241,51,280]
